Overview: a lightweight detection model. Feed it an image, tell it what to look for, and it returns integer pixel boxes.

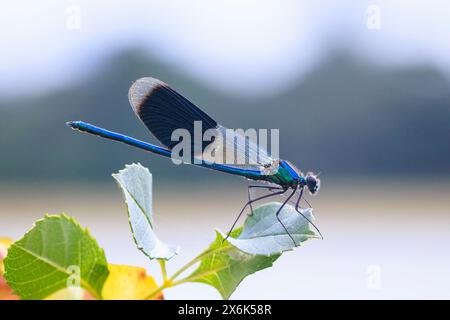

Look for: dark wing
[128,77,277,173]
[128,77,217,150]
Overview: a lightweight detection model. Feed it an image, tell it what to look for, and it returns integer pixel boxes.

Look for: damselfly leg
[275,188,298,246]
[294,188,324,239]
[225,186,300,247]
[223,188,286,242]
[247,185,284,216]
[247,186,324,241]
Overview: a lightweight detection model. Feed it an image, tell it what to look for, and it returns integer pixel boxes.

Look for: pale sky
[1,0,449,98]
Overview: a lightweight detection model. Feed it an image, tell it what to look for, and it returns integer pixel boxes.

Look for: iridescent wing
[128,77,278,173]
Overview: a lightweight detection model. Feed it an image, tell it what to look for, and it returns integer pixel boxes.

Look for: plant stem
[170,244,231,280]
[145,244,232,300]
[170,255,202,280]
[145,282,170,300]
[144,254,204,299]
[158,259,168,283]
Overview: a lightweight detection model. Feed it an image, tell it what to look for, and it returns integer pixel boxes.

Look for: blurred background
[1,0,449,299]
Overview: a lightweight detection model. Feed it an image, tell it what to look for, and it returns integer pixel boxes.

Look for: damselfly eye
[306,172,320,194]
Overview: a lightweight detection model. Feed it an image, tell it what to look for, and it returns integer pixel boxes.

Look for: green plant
[2,163,319,300]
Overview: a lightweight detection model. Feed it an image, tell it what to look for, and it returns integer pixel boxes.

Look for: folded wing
[128,77,277,173]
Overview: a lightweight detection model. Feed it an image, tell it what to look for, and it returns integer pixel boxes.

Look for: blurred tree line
[0,47,448,184]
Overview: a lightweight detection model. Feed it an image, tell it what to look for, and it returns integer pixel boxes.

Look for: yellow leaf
[0,237,13,274]
[102,264,163,300]
[44,287,94,300]
[0,237,19,300]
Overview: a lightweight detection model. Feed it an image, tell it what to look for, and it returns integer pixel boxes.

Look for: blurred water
[1,180,449,299]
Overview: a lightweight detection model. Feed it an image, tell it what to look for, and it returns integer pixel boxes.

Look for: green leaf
[181,202,319,299]
[220,202,319,255]
[112,163,179,260]
[4,214,109,300]
[180,228,280,299]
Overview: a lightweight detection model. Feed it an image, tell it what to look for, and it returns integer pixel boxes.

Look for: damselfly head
[305,172,320,195]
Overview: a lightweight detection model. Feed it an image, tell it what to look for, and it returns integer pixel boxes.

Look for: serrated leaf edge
[4,214,108,300]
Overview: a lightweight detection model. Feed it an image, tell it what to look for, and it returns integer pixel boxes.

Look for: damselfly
[67,77,322,243]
